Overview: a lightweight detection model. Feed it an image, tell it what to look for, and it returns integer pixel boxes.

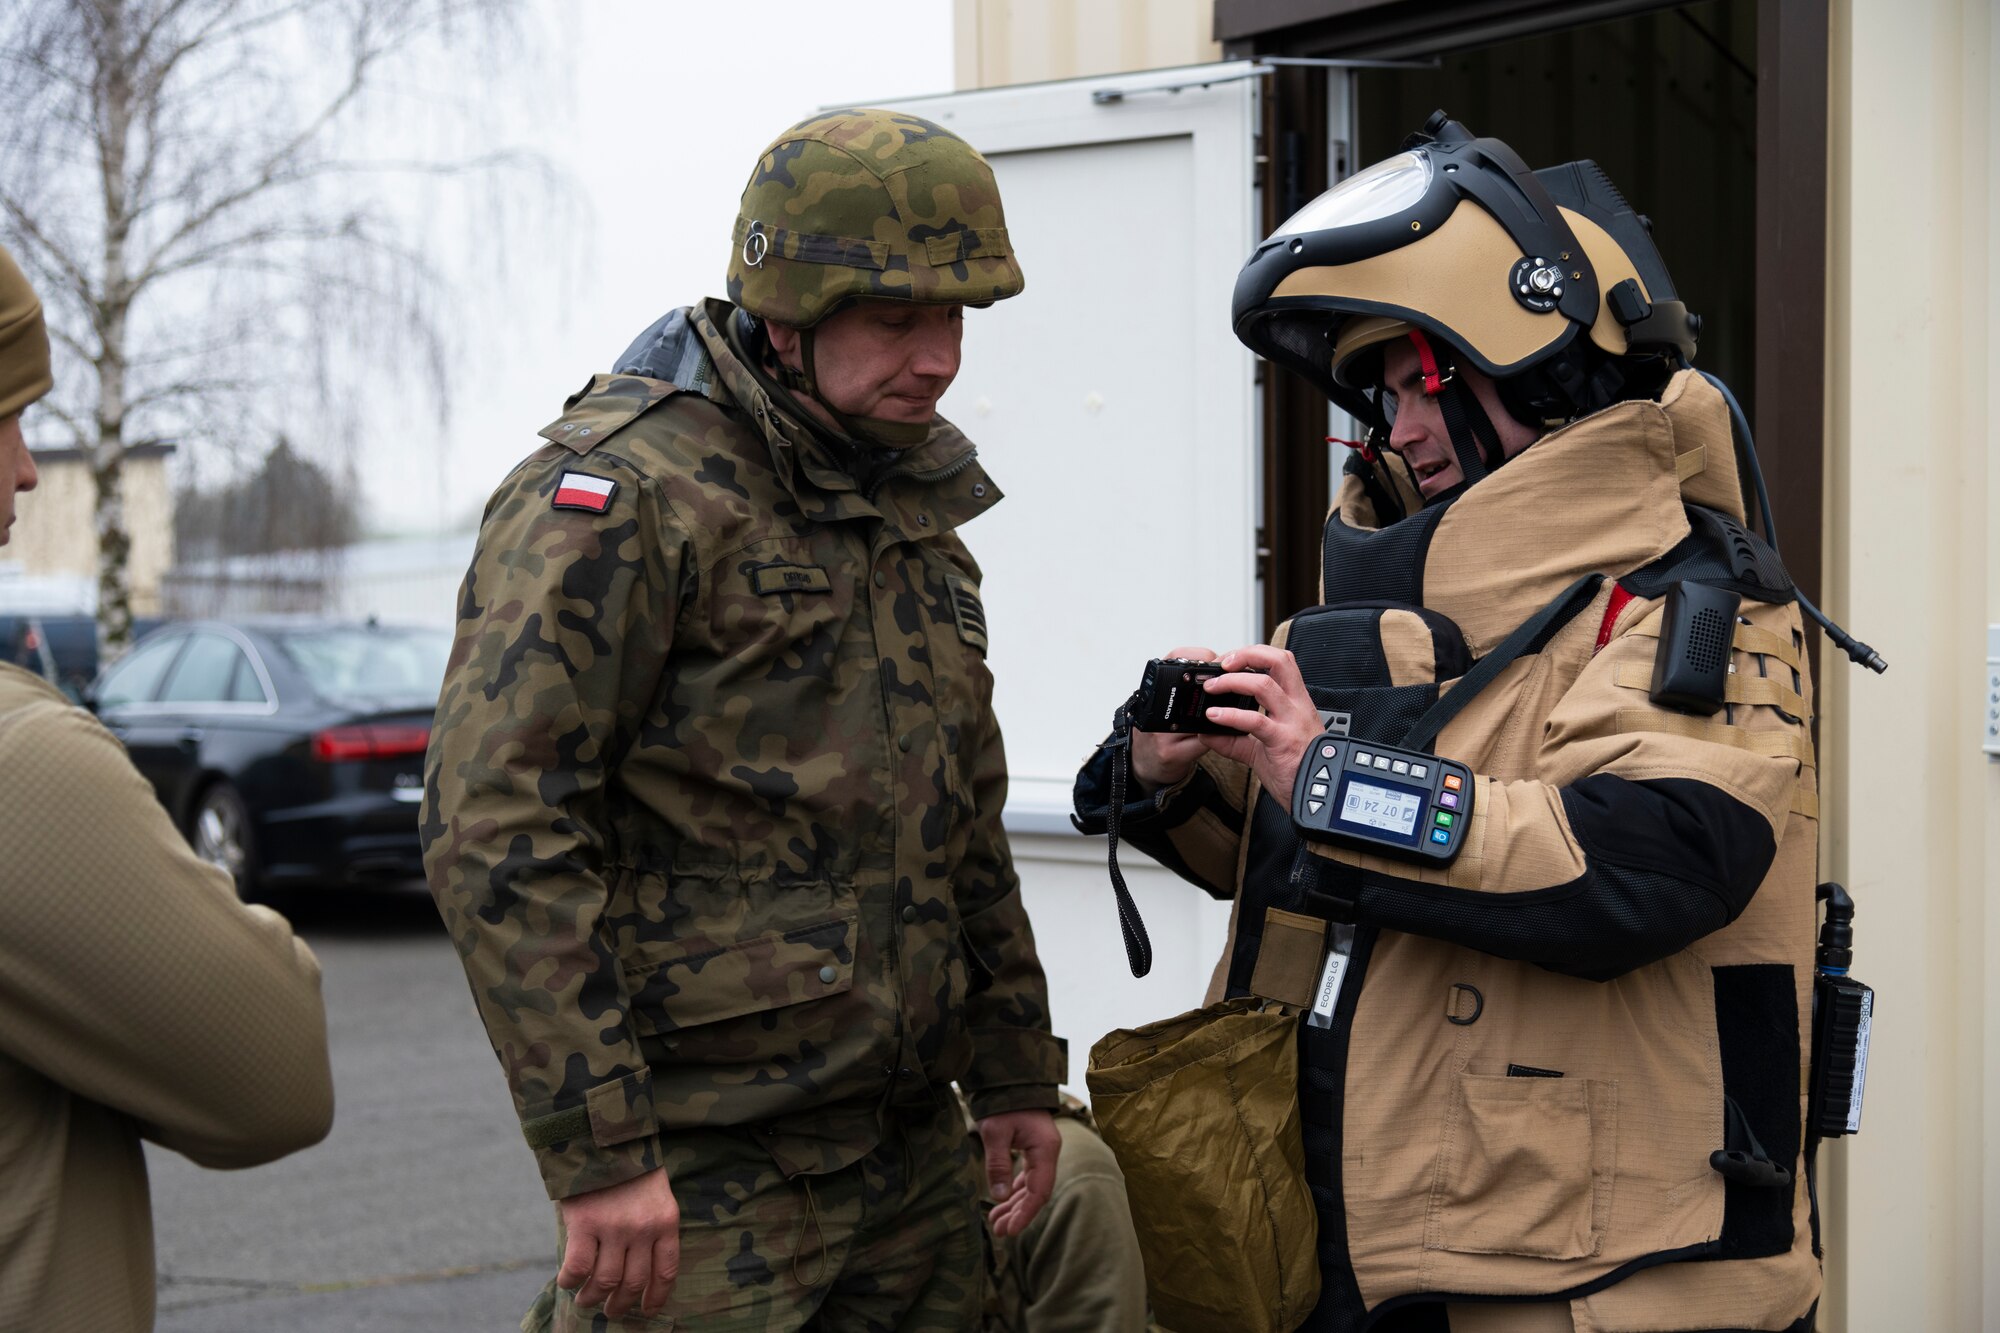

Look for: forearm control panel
[1290,733,1473,864]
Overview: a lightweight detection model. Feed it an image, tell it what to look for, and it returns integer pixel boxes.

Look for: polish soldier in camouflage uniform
[422,109,1067,1332]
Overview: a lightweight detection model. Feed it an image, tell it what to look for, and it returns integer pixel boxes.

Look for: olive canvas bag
[1086,997,1318,1333]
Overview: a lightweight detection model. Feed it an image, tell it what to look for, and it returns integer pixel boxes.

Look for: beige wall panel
[954,0,979,90]
[5,456,173,614]
[123,458,173,616]
[1825,0,1997,1328]
[953,0,1221,90]
[9,461,95,586]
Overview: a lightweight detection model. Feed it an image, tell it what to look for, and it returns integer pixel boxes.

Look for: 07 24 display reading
[1338,782,1423,836]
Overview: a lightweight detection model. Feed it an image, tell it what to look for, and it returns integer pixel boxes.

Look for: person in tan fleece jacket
[0,240,335,1332]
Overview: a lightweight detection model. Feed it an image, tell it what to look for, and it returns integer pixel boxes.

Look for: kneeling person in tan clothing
[0,241,336,1333]
[976,1095,1155,1333]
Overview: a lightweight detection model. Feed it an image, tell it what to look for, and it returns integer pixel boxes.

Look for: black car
[91,619,449,897]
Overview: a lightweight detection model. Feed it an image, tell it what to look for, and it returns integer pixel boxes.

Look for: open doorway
[1353,2,1756,416]
[1247,0,1805,633]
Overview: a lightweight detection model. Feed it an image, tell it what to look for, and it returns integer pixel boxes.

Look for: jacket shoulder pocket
[624,913,856,1034]
[1427,1072,1618,1260]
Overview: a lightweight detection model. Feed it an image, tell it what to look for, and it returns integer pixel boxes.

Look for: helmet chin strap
[793,326,933,449]
[1407,329,1508,504]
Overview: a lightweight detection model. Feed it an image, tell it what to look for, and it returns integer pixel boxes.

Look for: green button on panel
[1434,811,1455,828]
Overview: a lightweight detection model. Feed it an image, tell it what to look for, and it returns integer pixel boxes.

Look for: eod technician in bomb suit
[1076,116,1851,1331]
[423,110,1065,1333]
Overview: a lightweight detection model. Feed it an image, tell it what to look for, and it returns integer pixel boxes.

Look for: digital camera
[1129,658,1258,734]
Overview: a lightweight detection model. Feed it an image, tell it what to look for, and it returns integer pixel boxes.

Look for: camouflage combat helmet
[727,108,1024,329]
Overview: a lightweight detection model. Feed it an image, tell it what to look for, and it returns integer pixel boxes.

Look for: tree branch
[139,213,378,285]
[130,22,385,290]
[127,375,257,413]
[44,320,99,366]
[25,396,90,453]
[0,189,97,306]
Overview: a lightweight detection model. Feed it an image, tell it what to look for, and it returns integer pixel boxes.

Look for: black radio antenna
[1699,371,1886,673]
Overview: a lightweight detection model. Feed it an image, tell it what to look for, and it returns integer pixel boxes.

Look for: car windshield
[275,626,451,703]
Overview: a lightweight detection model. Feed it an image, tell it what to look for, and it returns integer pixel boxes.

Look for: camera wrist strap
[1104,702,1156,978]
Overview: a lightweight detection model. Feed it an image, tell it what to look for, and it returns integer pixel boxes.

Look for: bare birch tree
[0,0,529,653]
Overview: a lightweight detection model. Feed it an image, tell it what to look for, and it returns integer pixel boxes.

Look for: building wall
[3,452,175,615]
[952,0,1219,89]
[1007,829,1235,1094]
[957,2,2000,1323]
[1822,0,1997,1328]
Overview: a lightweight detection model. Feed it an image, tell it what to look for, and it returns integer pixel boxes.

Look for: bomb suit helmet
[728,108,1025,329]
[1232,112,1699,438]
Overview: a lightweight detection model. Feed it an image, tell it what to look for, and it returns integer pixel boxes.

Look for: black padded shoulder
[1321,502,1448,607]
[1622,506,1796,604]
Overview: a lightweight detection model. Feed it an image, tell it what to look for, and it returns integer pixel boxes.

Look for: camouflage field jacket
[423,299,1064,1201]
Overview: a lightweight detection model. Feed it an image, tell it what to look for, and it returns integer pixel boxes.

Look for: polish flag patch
[552,471,618,513]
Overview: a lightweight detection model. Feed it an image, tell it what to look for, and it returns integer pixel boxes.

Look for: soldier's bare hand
[557,1167,681,1319]
[1200,645,1322,802]
[979,1109,1062,1239]
[1130,646,1217,792]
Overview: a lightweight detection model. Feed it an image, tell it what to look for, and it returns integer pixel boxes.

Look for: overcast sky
[360,0,958,534]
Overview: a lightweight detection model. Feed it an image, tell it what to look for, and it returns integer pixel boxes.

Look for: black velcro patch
[751,563,831,596]
[946,575,988,653]
[1506,1064,1565,1078]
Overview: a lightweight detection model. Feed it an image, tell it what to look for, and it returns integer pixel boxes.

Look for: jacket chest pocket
[704,540,859,690]
[623,908,860,1063]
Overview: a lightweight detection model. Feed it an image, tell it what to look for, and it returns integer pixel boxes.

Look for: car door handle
[177,728,204,749]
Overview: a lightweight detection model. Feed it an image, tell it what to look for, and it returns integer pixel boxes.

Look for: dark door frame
[1223,0,1828,629]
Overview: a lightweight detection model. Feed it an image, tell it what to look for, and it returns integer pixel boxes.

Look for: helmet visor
[1274,151,1434,236]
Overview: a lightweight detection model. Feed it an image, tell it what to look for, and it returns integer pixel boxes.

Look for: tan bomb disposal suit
[424,299,1064,1326]
[1078,374,1822,1331]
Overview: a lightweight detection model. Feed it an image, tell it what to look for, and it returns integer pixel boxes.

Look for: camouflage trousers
[525,1101,986,1333]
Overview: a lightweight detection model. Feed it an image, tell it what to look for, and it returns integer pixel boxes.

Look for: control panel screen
[1338,781,1423,837]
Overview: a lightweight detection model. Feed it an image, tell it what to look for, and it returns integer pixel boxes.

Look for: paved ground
[148,881,556,1331]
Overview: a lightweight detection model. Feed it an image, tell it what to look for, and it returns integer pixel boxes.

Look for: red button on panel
[1442,774,1463,792]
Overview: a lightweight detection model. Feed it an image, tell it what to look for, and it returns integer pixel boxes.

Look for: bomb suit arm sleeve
[955,664,1067,1118]
[1299,597,1815,981]
[422,448,682,1200]
[1072,733,1252,901]
[0,697,333,1168]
